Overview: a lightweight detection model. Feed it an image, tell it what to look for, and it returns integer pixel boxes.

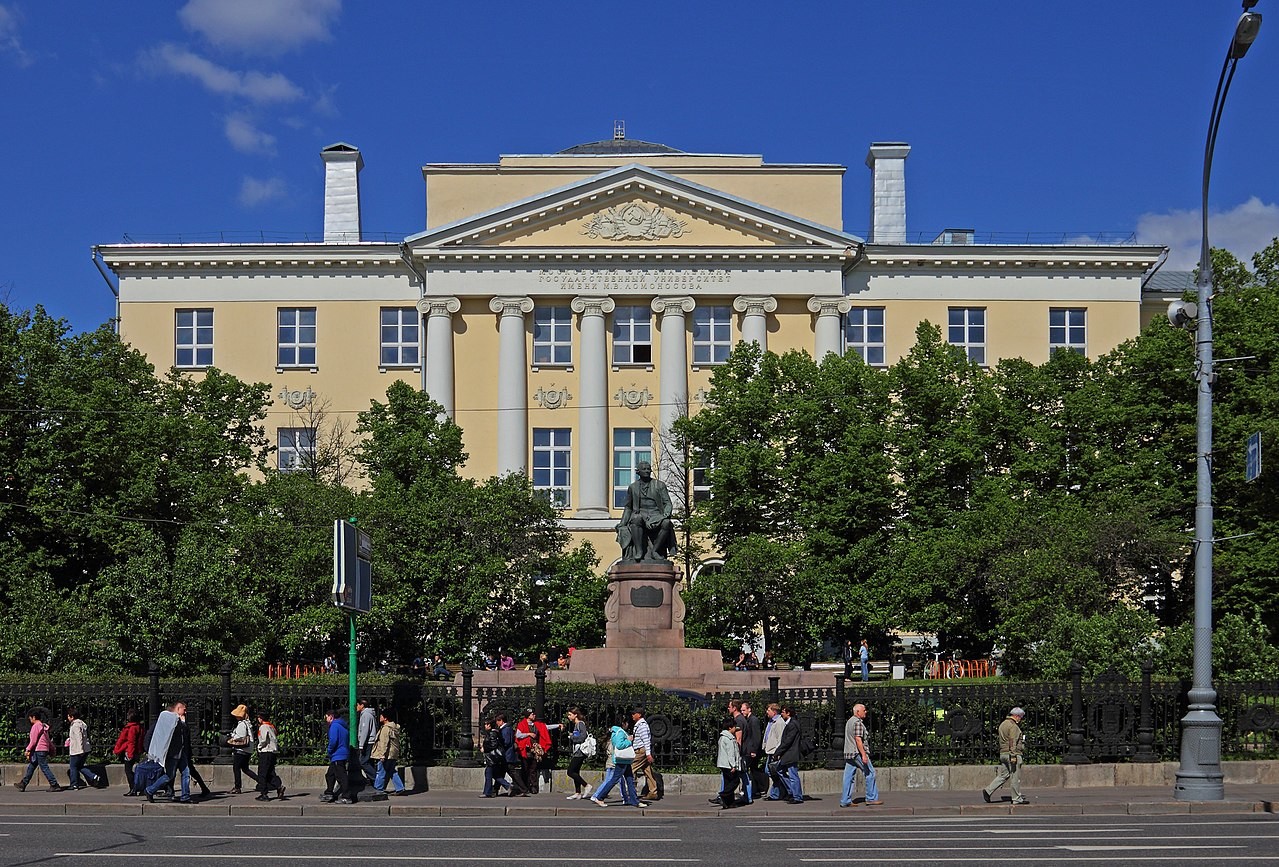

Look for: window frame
[947,307,987,366]
[175,308,214,368]
[1049,307,1087,356]
[533,305,574,367]
[277,426,316,472]
[277,307,317,369]
[692,305,733,366]
[612,306,653,366]
[843,306,886,366]
[379,307,420,368]
[612,427,653,508]
[532,427,572,509]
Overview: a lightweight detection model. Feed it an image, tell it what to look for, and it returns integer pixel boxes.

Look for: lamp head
[1230,11,1262,59]
[1167,299,1199,330]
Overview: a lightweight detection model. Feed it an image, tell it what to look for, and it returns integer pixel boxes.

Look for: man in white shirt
[630,706,660,801]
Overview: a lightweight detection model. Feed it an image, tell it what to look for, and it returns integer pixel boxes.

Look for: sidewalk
[1,773,1275,818]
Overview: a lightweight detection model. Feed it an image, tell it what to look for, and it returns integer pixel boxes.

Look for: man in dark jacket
[501,713,529,796]
[738,701,763,805]
[776,705,804,804]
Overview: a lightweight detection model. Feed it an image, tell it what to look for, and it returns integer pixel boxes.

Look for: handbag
[614,745,636,761]
[530,741,546,760]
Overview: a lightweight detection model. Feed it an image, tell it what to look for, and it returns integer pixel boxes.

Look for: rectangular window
[1049,308,1087,356]
[844,307,886,366]
[691,454,713,504]
[692,305,733,365]
[277,307,317,367]
[379,307,420,367]
[175,308,214,368]
[612,306,652,365]
[533,306,573,366]
[532,428,572,508]
[277,427,315,472]
[612,428,653,508]
[947,307,986,365]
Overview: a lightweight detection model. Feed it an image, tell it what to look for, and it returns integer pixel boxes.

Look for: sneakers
[865,799,882,805]
[335,797,353,805]
[636,800,649,808]
[582,784,593,799]
[590,797,608,807]
[981,789,992,803]
[566,793,581,800]
[1011,797,1031,805]
[254,794,269,801]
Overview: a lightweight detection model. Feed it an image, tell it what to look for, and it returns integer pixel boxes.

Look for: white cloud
[144,43,304,104]
[239,176,286,207]
[179,0,341,55]
[0,3,32,66]
[224,113,277,155]
[1137,197,1279,270]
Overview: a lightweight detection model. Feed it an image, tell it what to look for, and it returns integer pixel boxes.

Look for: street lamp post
[1173,3,1262,803]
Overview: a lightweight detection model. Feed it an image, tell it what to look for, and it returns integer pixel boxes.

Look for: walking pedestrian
[842,639,855,681]
[112,709,145,796]
[776,705,804,804]
[860,639,871,682]
[253,710,285,801]
[65,707,105,790]
[631,706,660,801]
[983,706,1030,805]
[320,708,352,804]
[596,717,644,807]
[840,703,881,807]
[588,730,621,807]
[227,704,259,794]
[355,697,379,786]
[564,706,593,800]
[16,710,62,792]
[761,702,789,801]
[371,707,407,796]
[712,717,741,808]
[500,712,529,796]
[738,701,762,805]
[480,715,511,798]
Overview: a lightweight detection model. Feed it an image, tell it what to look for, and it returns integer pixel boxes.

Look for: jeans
[359,746,378,783]
[592,765,620,800]
[374,758,405,793]
[741,753,758,803]
[68,753,100,787]
[482,761,509,796]
[718,768,739,801]
[21,751,59,787]
[765,756,789,799]
[840,755,878,806]
[861,660,869,681]
[617,764,640,806]
[781,763,803,801]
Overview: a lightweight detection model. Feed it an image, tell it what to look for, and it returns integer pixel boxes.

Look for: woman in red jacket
[112,709,145,796]
[515,708,552,794]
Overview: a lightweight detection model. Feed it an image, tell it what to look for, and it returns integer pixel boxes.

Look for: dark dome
[558,138,684,155]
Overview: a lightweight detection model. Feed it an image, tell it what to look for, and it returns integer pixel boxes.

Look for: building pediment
[406,164,862,254]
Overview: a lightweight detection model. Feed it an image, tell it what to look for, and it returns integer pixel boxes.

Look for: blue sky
[3,0,1277,335]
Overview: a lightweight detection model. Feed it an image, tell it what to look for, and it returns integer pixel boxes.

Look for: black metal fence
[3,663,1277,772]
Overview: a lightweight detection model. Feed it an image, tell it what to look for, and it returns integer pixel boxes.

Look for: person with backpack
[253,710,285,801]
[370,707,407,797]
[17,710,62,792]
[563,706,593,800]
[65,707,105,790]
[227,704,258,794]
[112,709,145,796]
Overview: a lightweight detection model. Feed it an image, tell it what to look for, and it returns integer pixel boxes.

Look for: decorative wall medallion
[534,386,573,410]
[277,386,317,409]
[614,386,653,410]
[581,203,689,241]
[630,585,664,608]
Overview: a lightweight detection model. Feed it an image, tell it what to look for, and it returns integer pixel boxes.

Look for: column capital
[417,296,460,316]
[651,295,696,315]
[733,295,778,315]
[807,296,852,316]
[489,295,535,316]
[571,295,616,317]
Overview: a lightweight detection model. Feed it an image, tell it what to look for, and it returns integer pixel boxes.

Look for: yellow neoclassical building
[98,134,1170,557]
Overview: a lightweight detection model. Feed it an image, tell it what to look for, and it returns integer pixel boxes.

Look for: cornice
[411,247,851,266]
[98,243,404,276]
[856,244,1166,272]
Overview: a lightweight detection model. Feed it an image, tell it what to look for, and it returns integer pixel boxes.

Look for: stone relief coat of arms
[581,202,689,241]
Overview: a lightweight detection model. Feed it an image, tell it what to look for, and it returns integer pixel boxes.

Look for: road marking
[0,822,102,826]
[765,834,1279,843]
[234,823,672,830]
[788,845,1244,852]
[56,857,701,863]
[796,858,1279,863]
[171,835,681,843]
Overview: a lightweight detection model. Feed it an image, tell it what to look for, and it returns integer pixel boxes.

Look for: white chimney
[321,142,363,243]
[865,142,911,244]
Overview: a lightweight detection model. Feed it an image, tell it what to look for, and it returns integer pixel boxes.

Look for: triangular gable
[406,164,862,251]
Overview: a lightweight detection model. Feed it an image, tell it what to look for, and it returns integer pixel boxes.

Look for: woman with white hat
[227,704,258,794]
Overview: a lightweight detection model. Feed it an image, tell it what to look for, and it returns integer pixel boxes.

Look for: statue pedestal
[568,562,725,687]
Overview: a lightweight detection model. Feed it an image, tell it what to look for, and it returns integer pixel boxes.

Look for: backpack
[800,734,816,757]
[580,733,597,757]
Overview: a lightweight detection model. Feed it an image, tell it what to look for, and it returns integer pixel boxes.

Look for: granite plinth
[603,562,686,648]
[567,646,726,686]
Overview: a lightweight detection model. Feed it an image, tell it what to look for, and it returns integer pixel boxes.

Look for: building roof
[557,138,685,155]
[1144,269,1196,292]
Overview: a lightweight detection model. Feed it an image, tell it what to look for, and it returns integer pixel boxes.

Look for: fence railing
[3,662,1277,772]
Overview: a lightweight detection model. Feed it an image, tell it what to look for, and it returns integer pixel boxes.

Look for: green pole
[348,611,358,749]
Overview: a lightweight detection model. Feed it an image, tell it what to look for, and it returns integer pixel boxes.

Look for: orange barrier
[266,663,323,679]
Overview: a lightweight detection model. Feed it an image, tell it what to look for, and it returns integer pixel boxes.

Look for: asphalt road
[2,812,1278,866]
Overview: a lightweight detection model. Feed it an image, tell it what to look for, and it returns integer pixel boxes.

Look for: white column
[733,295,777,351]
[808,296,852,360]
[489,296,534,476]
[571,295,614,518]
[417,296,460,417]
[652,295,695,495]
